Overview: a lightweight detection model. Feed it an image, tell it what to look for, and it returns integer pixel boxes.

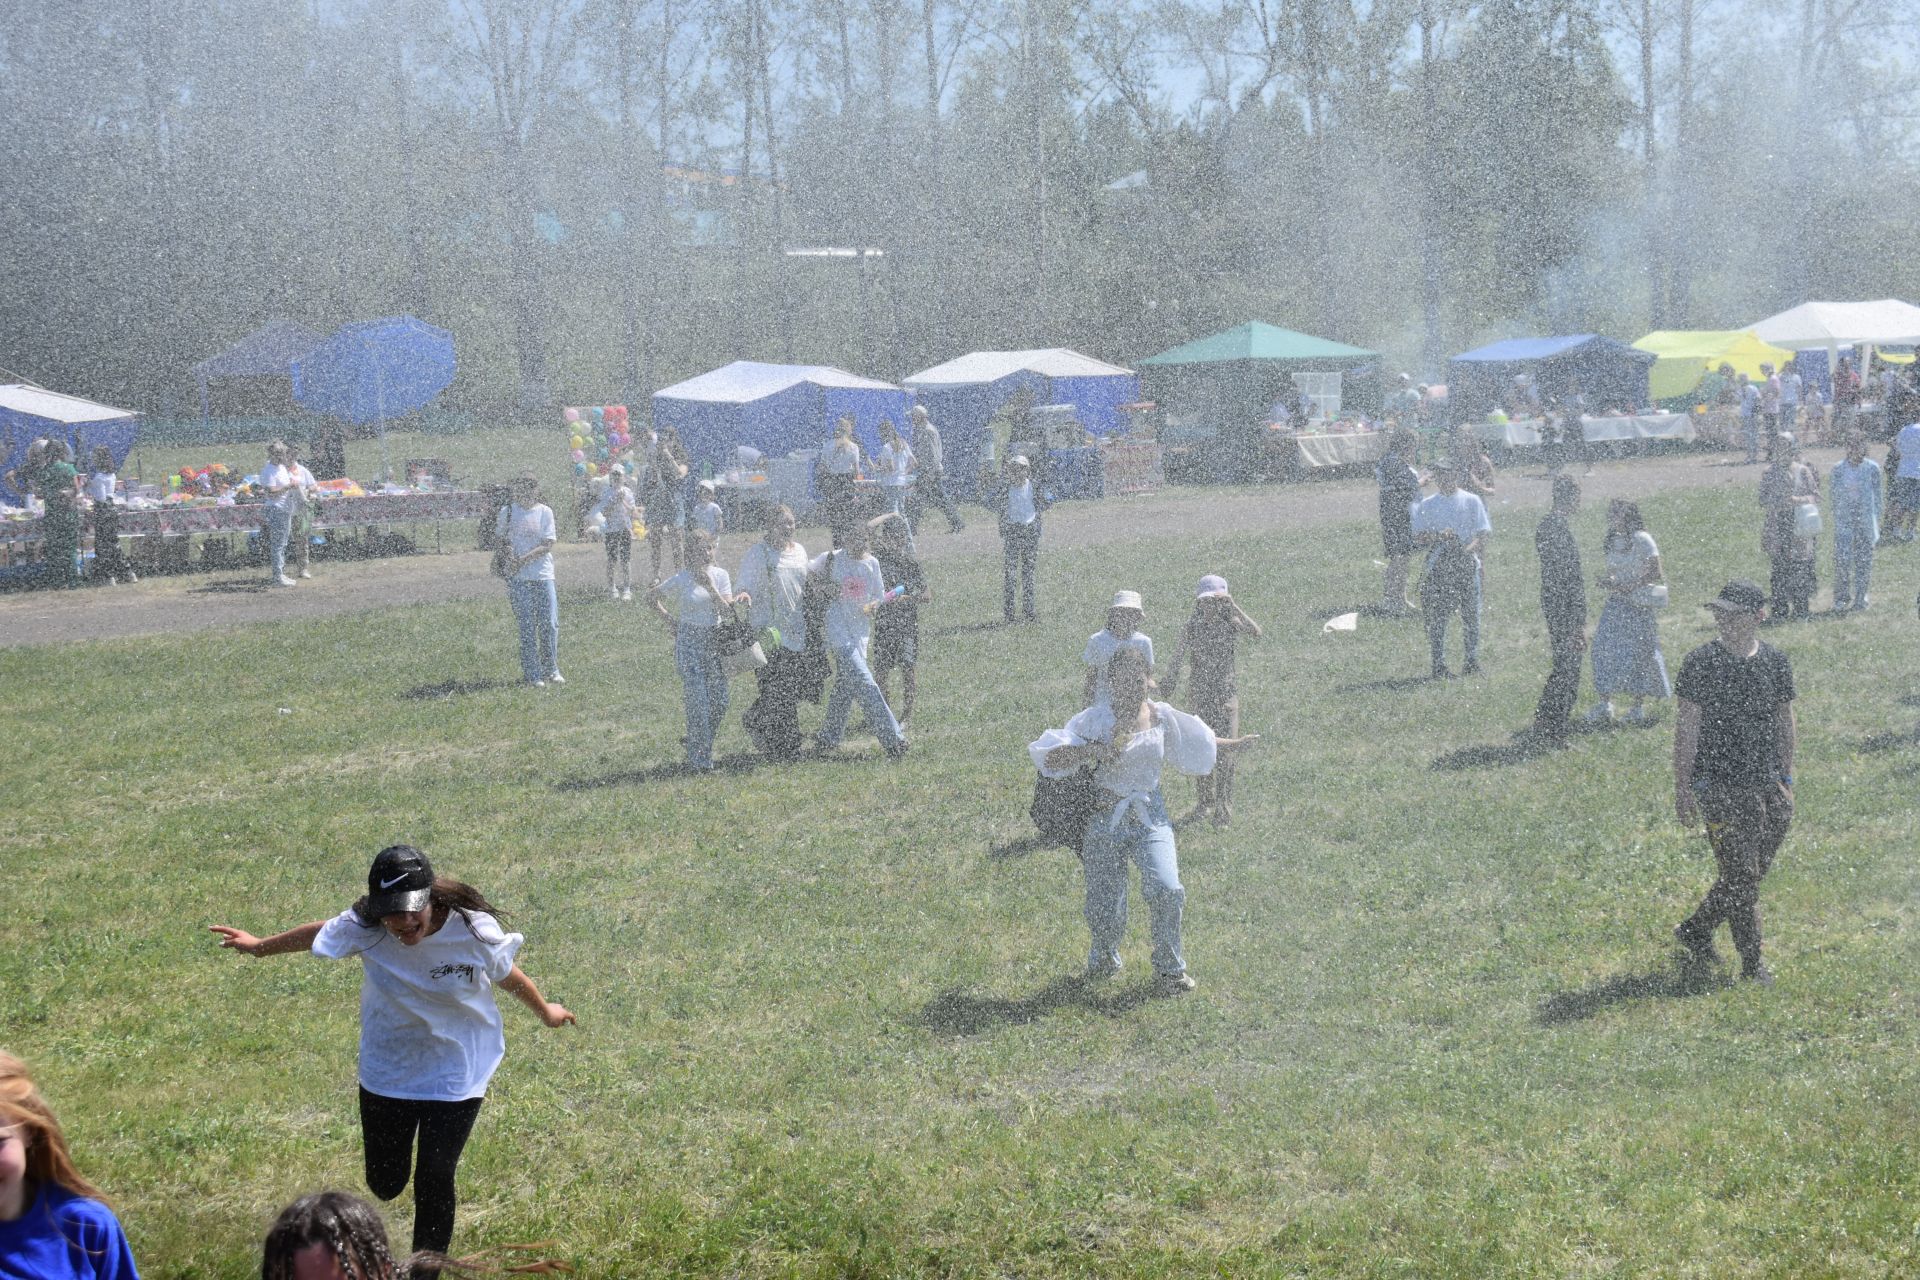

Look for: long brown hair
[352,875,508,930]
[0,1050,109,1206]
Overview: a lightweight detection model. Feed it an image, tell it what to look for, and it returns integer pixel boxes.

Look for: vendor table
[712,476,774,530]
[1292,431,1388,469]
[1471,414,1696,448]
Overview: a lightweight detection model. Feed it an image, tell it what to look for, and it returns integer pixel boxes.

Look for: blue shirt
[0,1183,140,1279]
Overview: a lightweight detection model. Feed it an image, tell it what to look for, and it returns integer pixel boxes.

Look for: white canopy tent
[1748,300,1920,376]
[903,348,1133,387]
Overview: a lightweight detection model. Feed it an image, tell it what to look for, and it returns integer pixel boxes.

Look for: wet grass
[3,477,1918,1276]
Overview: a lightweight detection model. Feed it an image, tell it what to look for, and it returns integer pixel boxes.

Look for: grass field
[4,467,1919,1277]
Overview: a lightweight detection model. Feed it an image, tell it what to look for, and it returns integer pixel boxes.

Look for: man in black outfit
[1672,579,1796,985]
[1530,476,1586,745]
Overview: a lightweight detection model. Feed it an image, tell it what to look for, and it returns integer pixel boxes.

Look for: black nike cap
[365,845,434,917]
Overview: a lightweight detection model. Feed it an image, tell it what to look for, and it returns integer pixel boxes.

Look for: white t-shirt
[1604,530,1658,589]
[1896,423,1920,480]
[84,471,117,504]
[262,462,299,513]
[1030,700,1218,828]
[1083,630,1154,707]
[657,565,732,628]
[691,500,723,535]
[878,443,914,486]
[495,503,557,582]
[1412,489,1491,566]
[1005,481,1037,525]
[822,438,860,475]
[1780,371,1802,407]
[589,483,638,530]
[312,907,524,1102]
[740,540,810,651]
[916,423,944,473]
[807,549,884,650]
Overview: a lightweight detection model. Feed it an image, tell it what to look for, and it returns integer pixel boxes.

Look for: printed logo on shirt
[840,577,869,604]
[429,963,478,983]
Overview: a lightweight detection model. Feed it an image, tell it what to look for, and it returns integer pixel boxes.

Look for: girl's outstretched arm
[499,965,577,1028]
[208,921,324,957]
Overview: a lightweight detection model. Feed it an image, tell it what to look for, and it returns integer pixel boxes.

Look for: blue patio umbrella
[291,317,456,479]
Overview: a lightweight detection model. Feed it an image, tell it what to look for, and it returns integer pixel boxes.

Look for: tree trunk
[1640,0,1662,328]
[752,0,794,360]
[1416,0,1444,373]
[1666,0,1694,325]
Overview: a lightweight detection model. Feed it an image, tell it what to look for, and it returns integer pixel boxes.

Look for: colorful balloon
[591,407,605,421]
[570,434,585,450]
[573,461,588,476]
[563,407,580,423]
[585,461,598,476]
[571,449,585,462]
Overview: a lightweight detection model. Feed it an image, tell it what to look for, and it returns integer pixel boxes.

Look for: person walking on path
[1828,433,1883,611]
[1587,499,1672,725]
[1412,458,1491,678]
[1160,575,1262,826]
[0,1050,143,1279]
[210,845,576,1255]
[1759,439,1820,620]
[1030,646,1259,995]
[738,505,813,760]
[1672,580,1796,985]
[1083,591,1154,709]
[1375,426,1421,615]
[1530,476,1587,746]
[494,472,562,688]
[262,441,301,588]
[988,454,1045,623]
[809,519,909,758]
[649,528,746,772]
[907,404,964,533]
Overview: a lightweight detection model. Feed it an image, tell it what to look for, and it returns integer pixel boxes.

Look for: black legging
[359,1087,484,1253]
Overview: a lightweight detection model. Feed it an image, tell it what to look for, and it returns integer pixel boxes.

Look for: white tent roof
[902,348,1133,388]
[654,360,899,404]
[0,383,139,424]
[1747,300,1920,350]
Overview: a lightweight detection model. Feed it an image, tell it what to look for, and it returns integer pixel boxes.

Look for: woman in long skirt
[1587,499,1671,725]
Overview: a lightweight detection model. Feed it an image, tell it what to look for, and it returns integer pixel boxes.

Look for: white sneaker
[532,680,547,689]
[620,587,633,601]
[275,575,297,587]
[298,568,311,579]
[124,569,137,583]
[1585,702,1615,724]
[609,586,622,600]
[547,672,566,685]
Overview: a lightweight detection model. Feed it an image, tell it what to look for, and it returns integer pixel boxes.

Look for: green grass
[4,472,1919,1277]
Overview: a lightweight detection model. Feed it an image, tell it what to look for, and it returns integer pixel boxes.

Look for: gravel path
[0,446,1827,649]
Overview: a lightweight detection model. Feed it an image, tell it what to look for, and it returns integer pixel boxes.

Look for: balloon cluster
[562,404,632,478]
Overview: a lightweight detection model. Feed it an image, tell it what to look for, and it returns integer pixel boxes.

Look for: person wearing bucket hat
[1411,457,1492,677]
[1671,579,1796,985]
[210,846,575,1254]
[1083,590,1153,709]
[1161,575,1262,826]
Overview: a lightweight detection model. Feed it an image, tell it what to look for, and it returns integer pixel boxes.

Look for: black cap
[1705,578,1767,614]
[365,845,434,917]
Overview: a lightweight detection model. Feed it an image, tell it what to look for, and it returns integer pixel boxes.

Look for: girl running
[210,846,575,1256]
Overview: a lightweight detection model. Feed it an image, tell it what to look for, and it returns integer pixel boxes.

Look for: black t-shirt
[873,548,925,640]
[1676,640,1795,787]
[1533,513,1585,635]
[1377,451,1418,528]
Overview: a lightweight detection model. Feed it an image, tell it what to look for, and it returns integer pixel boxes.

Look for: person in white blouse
[876,418,916,528]
[1029,646,1258,994]
[817,415,864,539]
[261,440,300,587]
[288,445,319,580]
[807,519,908,758]
[1411,458,1492,678]
[494,472,562,687]
[649,527,748,772]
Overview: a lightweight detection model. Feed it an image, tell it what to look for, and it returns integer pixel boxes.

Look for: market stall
[1,384,141,505]
[1469,412,1696,449]
[1447,335,1654,424]
[1632,330,1794,406]
[1288,427,1390,470]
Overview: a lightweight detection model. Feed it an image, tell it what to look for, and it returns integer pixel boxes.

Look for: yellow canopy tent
[1632,330,1795,401]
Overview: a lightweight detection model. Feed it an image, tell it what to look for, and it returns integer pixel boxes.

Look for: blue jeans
[1080,788,1185,977]
[506,578,559,683]
[1421,553,1482,673]
[675,624,730,768]
[265,505,293,579]
[1741,414,1759,462]
[1832,516,1875,608]
[818,639,905,753]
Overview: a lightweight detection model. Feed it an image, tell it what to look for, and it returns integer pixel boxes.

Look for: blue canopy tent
[291,317,456,480]
[901,348,1139,498]
[1446,335,1654,424]
[192,319,326,427]
[652,361,911,471]
[1,384,141,504]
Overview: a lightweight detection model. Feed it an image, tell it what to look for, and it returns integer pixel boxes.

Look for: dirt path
[0,446,1826,649]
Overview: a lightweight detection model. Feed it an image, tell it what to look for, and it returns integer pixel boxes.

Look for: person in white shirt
[1412,458,1492,677]
[738,505,814,759]
[690,481,724,538]
[648,527,746,771]
[875,419,916,527]
[989,454,1045,623]
[1829,432,1884,609]
[1030,646,1258,994]
[288,446,319,580]
[807,519,908,758]
[83,444,136,584]
[1778,364,1802,436]
[587,464,640,599]
[1737,374,1762,463]
[1083,590,1153,708]
[1886,419,1920,544]
[908,404,964,533]
[1760,362,1782,440]
[494,472,562,687]
[261,440,300,587]
[211,844,574,1256]
[817,416,863,539]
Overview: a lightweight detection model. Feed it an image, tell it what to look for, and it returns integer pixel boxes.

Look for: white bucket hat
[1109,590,1144,613]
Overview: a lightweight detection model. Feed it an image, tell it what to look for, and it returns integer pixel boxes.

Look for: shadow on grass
[1896,692,1920,709]
[1335,674,1441,695]
[190,579,271,595]
[554,751,774,791]
[988,834,1062,862]
[1859,728,1920,753]
[1535,959,1730,1026]
[1430,722,1611,771]
[927,618,1021,639]
[917,974,1156,1036]
[400,677,517,700]
[1310,602,1418,622]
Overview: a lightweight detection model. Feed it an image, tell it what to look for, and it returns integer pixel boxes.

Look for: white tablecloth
[1293,432,1388,468]
[1472,414,1695,447]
